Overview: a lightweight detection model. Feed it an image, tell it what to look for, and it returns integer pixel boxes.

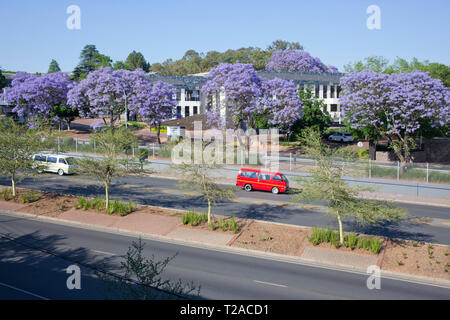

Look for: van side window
[258,173,270,180]
[35,155,46,162]
[273,175,282,181]
[58,158,67,164]
[241,171,256,179]
[47,157,57,163]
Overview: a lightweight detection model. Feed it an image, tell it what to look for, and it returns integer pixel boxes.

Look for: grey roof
[145,74,207,90]
[257,70,343,85]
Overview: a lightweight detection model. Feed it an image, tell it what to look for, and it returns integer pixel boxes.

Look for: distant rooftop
[146,74,207,90]
[257,70,343,84]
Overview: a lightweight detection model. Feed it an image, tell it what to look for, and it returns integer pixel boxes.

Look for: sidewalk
[1,201,449,289]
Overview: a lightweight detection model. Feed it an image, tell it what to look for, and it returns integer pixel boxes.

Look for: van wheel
[244,184,252,192]
[271,187,280,194]
[57,169,64,176]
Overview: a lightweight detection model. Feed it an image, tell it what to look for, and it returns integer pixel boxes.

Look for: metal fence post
[75,138,78,153]
[289,153,292,171]
[152,143,155,158]
[57,137,60,153]
[397,161,400,181]
[94,141,96,153]
[369,159,372,179]
[426,163,429,184]
[132,147,135,157]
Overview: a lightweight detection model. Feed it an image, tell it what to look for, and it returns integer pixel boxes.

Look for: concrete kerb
[1,208,449,289]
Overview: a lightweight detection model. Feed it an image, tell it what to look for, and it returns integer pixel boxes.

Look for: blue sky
[1,0,449,73]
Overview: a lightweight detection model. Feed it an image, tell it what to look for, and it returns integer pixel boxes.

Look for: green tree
[0,118,52,197]
[294,129,407,245]
[267,40,303,51]
[113,60,127,70]
[72,44,112,81]
[291,85,332,137]
[125,51,150,72]
[0,68,6,90]
[344,56,390,73]
[50,105,79,130]
[48,59,61,73]
[74,127,142,210]
[96,238,200,299]
[173,163,235,224]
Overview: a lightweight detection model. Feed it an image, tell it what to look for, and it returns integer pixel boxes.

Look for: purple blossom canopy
[67,67,147,125]
[201,63,302,130]
[266,50,338,73]
[129,80,177,126]
[1,72,71,119]
[340,70,450,137]
[260,78,303,127]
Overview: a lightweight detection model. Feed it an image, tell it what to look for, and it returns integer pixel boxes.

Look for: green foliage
[20,190,40,203]
[367,165,450,184]
[344,56,450,87]
[358,149,369,160]
[48,59,61,73]
[295,128,407,245]
[0,68,6,90]
[0,118,54,196]
[181,211,208,226]
[96,238,200,299]
[72,44,112,81]
[107,200,136,216]
[291,86,332,136]
[124,51,150,72]
[308,227,382,253]
[2,187,11,201]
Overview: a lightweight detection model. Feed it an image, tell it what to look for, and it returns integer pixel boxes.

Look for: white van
[33,154,77,176]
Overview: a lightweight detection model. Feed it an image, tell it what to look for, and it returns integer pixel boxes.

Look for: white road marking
[253,280,288,288]
[91,249,116,256]
[0,281,50,300]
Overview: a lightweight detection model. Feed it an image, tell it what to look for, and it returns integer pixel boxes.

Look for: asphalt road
[0,173,449,245]
[0,213,449,300]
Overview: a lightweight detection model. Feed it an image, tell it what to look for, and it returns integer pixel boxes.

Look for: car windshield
[281,174,288,182]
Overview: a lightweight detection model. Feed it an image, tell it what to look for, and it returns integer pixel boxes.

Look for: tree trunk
[369,139,376,160]
[207,200,212,224]
[105,182,109,211]
[337,214,344,245]
[67,120,71,131]
[157,125,161,145]
[11,174,16,198]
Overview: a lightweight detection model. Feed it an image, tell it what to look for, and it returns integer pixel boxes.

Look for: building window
[174,88,182,101]
[315,85,320,98]
[337,86,341,98]
[323,85,327,99]
[185,106,190,117]
[193,106,198,115]
[185,90,200,101]
[176,106,182,118]
[330,85,335,98]
[330,104,338,112]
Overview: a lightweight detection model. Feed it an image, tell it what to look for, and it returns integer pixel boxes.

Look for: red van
[236,168,289,194]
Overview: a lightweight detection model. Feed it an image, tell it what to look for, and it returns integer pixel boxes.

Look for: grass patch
[20,190,40,203]
[367,165,450,184]
[182,211,208,226]
[2,187,11,201]
[75,196,135,216]
[308,227,383,254]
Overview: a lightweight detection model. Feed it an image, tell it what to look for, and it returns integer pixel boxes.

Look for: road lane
[0,213,449,300]
[0,174,449,244]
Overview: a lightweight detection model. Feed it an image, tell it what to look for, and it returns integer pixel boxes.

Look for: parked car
[236,168,289,194]
[328,132,353,143]
[33,154,77,176]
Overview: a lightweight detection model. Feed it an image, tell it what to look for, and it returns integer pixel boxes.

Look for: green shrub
[346,233,358,250]
[107,200,135,216]
[308,227,321,246]
[20,190,40,203]
[230,216,240,234]
[181,211,207,226]
[358,149,369,160]
[2,188,11,201]
[369,238,383,254]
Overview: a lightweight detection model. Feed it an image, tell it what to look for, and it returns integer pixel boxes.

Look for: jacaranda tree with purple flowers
[340,70,450,165]
[1,72,72,126]
[266,50,338,73]
[129,80,176,144]
[67,67,147,128]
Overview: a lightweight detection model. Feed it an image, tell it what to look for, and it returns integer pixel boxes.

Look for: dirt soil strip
[226,219,254,246]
